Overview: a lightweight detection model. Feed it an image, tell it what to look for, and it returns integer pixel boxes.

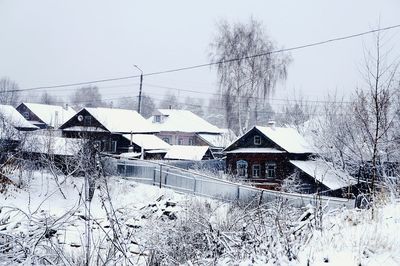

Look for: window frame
[252,164,260,178]
[254,135,261,145]
[236,160,248,178]
[83,115,92,126]
[266,162,276,179]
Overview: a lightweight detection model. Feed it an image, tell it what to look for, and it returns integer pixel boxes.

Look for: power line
[11,23,400,94]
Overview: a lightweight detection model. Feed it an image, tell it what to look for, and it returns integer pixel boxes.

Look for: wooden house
[59,107,161,154]
[16,103,75,129]
[149,109,228,153]
[224,123,356,196]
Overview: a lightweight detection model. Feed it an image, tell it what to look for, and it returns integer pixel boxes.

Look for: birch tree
[209,18,291,135]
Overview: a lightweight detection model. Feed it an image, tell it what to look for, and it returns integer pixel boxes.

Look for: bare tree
[70,86,106,109]
[183,96,205,117]
[353,31,399,205]
[115,94,155,118]
[158,92,182,110]
[38,91,60,105]
[0,77,20,106]
[209,18,291,135]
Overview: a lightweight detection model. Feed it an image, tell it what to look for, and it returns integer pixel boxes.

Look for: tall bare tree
[353,31,399,203]
[0,77,20,106]
[70,85,105,109]
[209,18,291,135]
[115,94,156,118]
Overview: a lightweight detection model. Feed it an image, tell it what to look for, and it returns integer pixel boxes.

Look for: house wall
[156,132,197,145]
[226,153,293,182]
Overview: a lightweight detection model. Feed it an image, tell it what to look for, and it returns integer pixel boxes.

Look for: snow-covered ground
[0,171,399,265]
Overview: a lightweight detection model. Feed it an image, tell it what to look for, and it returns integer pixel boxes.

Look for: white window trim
[254,135,261,145]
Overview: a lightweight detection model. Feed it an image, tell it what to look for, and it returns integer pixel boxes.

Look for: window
[266,162,276,178]
[178,138,184,145]
[188,137,194,145]
[236,160,248,177]
[83,116,92,126]
[162,137,170,144]
[252,164,260,178]
[111,141,117,153]
[154,115,161,123]
[254,135,261,145]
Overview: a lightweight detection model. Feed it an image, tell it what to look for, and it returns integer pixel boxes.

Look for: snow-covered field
[0,171,399,265]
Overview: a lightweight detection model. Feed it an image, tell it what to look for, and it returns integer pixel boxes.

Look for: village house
[0,104,38,154]
[59,107,166,155]
[224,123,356,197]
[16,102,76,129]
[149,109,226,150]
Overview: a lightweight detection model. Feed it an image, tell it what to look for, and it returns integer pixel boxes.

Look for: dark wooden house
[224,124,356,196]
[16,103,76,129]
[59,107,160,154]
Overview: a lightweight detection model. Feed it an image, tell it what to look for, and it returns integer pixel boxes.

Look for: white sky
[1,0,399,107]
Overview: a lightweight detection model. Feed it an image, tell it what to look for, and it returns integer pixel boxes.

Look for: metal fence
[117,159,355,209]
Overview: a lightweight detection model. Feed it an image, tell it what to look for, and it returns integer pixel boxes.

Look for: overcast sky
[1,0,399,107]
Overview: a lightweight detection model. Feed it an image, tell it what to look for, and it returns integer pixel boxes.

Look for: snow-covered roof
[119,152,141,159]
[84,107,156,134]
[256,126,315,154]
[197,129,236,148]
[0,105,38,130]
[150,109,222,134]
[22,103,76,128]
[22,134,82,156]
[290,160,357,190]
[122,134,170,150]
[225,148,284,154]
[164,145,212,161]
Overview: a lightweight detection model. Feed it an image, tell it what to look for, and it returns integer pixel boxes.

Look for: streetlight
[133,65,143,114]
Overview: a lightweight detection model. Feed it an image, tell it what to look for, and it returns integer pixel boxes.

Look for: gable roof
[122,134,170,150]
[224,126,315,154]
[164,145,213,160]
[0,105,38,130]
[255,126,315,154]
[84,107,156,133]
[290,160,357,190]
[150,109,222,134]
[21,103,76,128]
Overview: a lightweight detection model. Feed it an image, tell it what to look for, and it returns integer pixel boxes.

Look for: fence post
[153,167,156,186]
[236,185,240,200]
[159,165,162,188]
[193,178,197,195]
[124,160,127,176]
[164,169,168,186]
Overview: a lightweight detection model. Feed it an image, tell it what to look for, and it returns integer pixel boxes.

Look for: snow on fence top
[21,102,76,128]
[256,126,315,154]
[122,134,170,150]
[85,107,157,134]
[290,160,357,190]
[0,104,38,130]
[150,109,222,134]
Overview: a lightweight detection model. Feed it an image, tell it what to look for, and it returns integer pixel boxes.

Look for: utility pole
[134,65,143,114]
